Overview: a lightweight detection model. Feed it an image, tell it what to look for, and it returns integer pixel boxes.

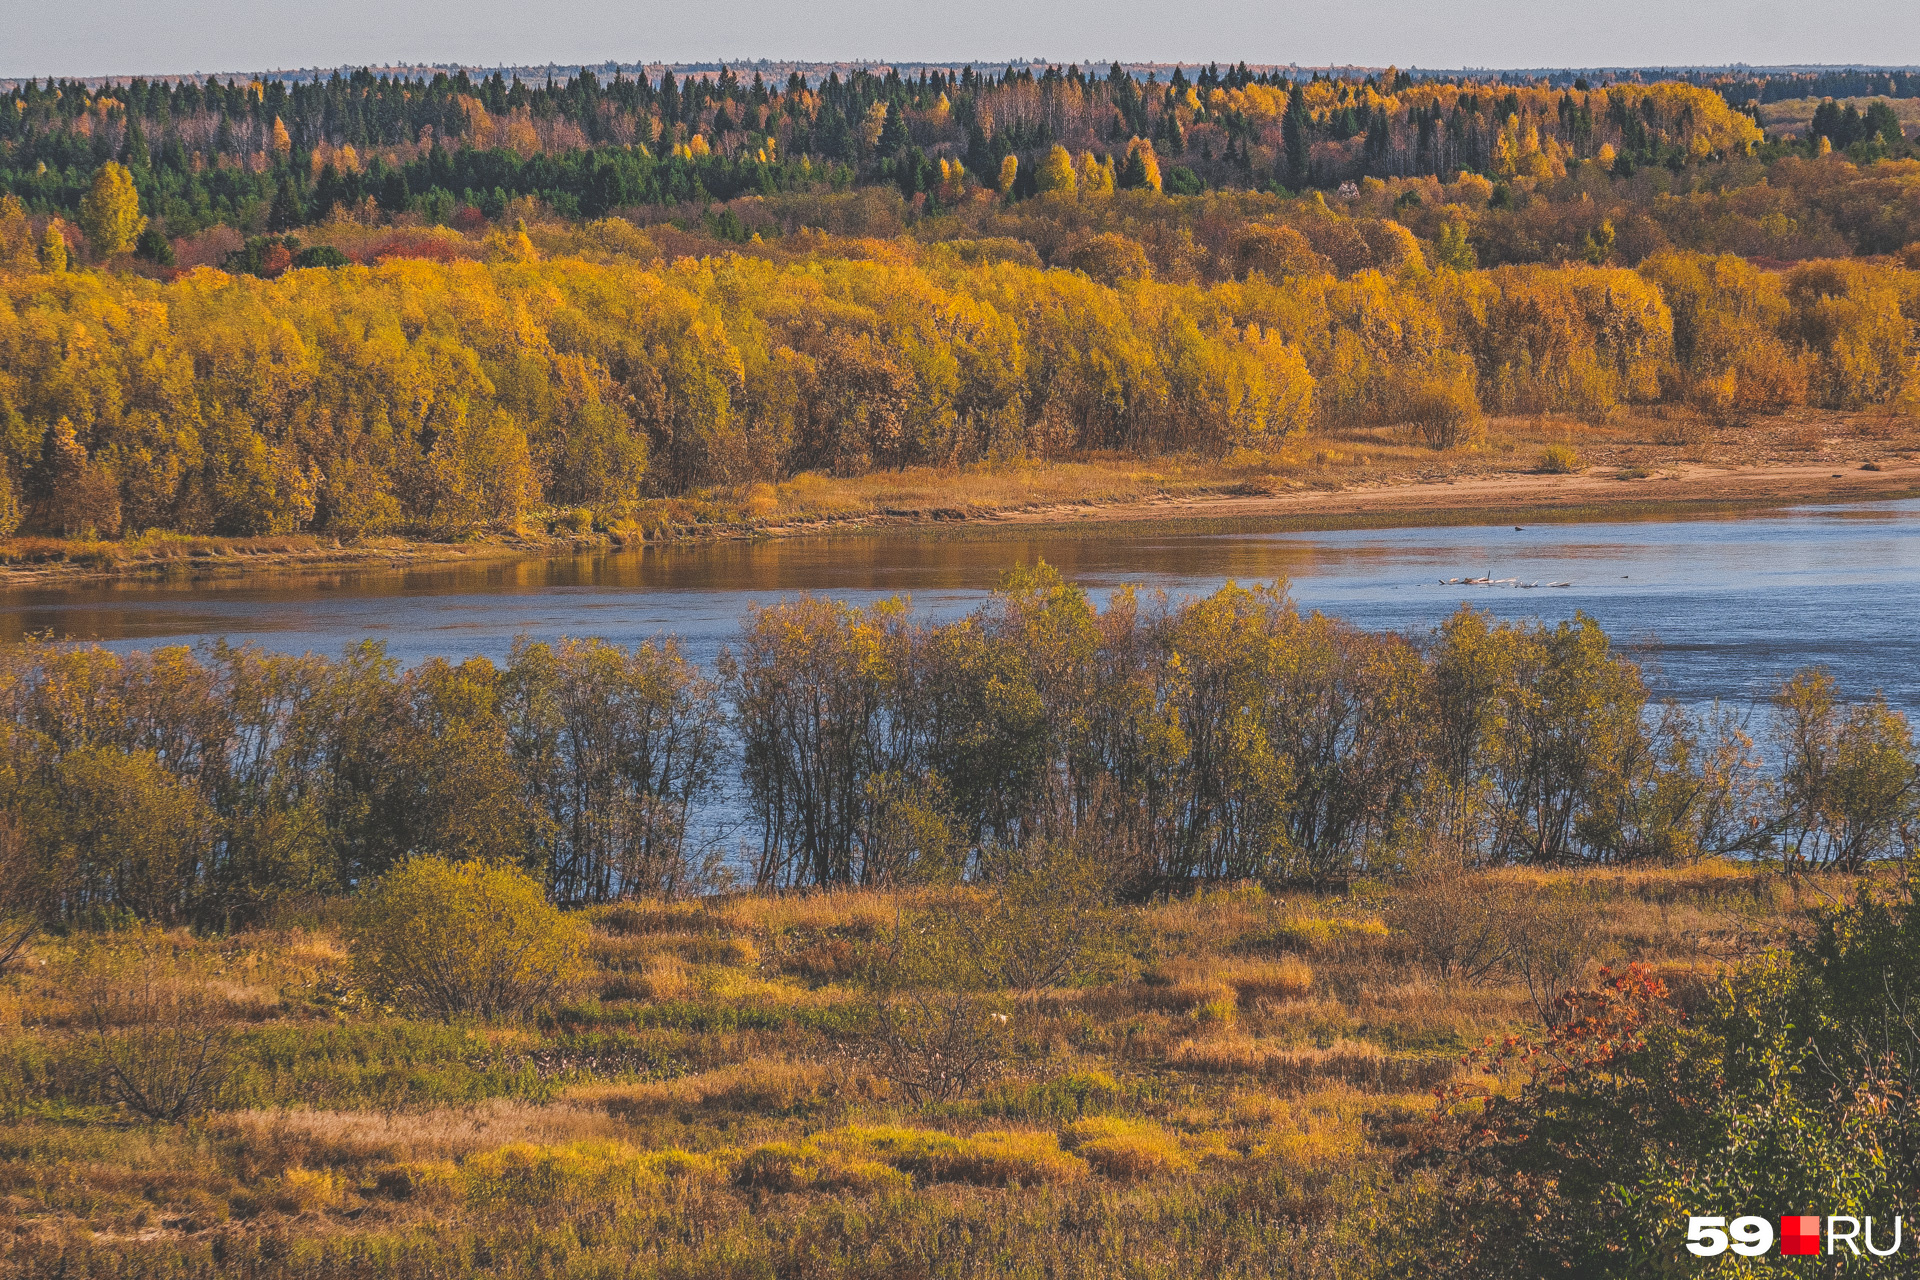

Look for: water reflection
[4,499,1917,714]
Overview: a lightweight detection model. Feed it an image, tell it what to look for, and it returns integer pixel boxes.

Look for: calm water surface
[4,500,1917,713]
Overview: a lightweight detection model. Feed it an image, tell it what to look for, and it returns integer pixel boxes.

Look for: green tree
[1118,138,1162,192]
[134,225,174,266]
[877,101,911,155]
[42,747,213,925]
[1282,88,1312,188]
[1772,667,1917,869]
[78,162,147,258]
[1864,99,1904,149]
[268,173,303,231]
[503,635,724,901]
[121,117,150,171]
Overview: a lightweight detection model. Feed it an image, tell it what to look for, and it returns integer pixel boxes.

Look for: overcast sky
[7,0,1919,80]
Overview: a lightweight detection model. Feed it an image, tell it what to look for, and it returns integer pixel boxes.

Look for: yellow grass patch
[1060,1116,1196,1179]
[414,1139,729,1206]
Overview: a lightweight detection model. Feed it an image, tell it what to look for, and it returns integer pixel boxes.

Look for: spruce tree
[1282,89,1312,188]
[122,117,150,171]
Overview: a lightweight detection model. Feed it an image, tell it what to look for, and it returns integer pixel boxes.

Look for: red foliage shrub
[369,233,467,264]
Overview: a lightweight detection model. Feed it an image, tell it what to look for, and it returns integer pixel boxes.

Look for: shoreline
[946,458,1920,537]
[2,458,1915,589]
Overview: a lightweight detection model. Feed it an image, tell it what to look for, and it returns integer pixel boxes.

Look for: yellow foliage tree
[270,116,292,157]
[1077,151,1115,196]
[39,223,67,272]
[0,195,34,271]
[1036,145,1077,195]
[998,154,1019,195]
[78,162,146,258]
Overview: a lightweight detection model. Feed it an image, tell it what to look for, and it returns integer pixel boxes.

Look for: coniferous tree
[1283,88,1312,188]
[122,117,150,171]
[268,174,303,231]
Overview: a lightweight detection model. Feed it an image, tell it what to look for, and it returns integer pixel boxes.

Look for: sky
[5,0,1919,80]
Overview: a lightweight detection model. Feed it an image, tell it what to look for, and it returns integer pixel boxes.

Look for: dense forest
[2,178,1918,538]
[1,64,1919,541]
[2,63,1914,229]
[3,570,1911,923]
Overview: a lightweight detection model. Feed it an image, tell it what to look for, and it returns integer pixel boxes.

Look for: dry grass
[0,862,1846,1275]
[217,1100,624,1171]
[574,1056,836,1117]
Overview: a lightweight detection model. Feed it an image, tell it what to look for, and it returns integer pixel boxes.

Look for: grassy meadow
[0,861,1835,1278]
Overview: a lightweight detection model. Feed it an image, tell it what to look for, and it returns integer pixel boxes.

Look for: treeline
[3,570,1913,927]
[4,63,1913,243]
[6,206,1920,538]
[1724,67,1920,106]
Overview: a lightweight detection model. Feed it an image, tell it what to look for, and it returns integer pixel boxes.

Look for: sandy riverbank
[2,455,1915,588]
[957,458,1920,534]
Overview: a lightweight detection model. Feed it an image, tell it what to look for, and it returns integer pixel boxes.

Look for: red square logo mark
[1781,1215,1821,1256]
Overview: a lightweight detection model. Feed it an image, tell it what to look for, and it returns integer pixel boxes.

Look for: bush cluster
[1,569,1912,930]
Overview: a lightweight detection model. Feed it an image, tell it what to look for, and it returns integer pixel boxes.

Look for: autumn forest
[2,63,1920,540]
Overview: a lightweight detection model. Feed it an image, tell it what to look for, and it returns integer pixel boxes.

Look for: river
[3,498,1917,714]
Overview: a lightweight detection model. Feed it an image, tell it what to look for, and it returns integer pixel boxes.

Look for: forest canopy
[1,62,1919,539]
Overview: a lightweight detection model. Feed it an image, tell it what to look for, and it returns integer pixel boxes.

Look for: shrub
[1386,871,1516,984]
[1536,444,1583,473]
[1401,364,1486,449]
[0,814,37,972]
[955,838,1127,993]
[864,988,1012,1103]
[1506,888,1603,1028]
[78,930,234,1122]
[351,857,590,1018]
